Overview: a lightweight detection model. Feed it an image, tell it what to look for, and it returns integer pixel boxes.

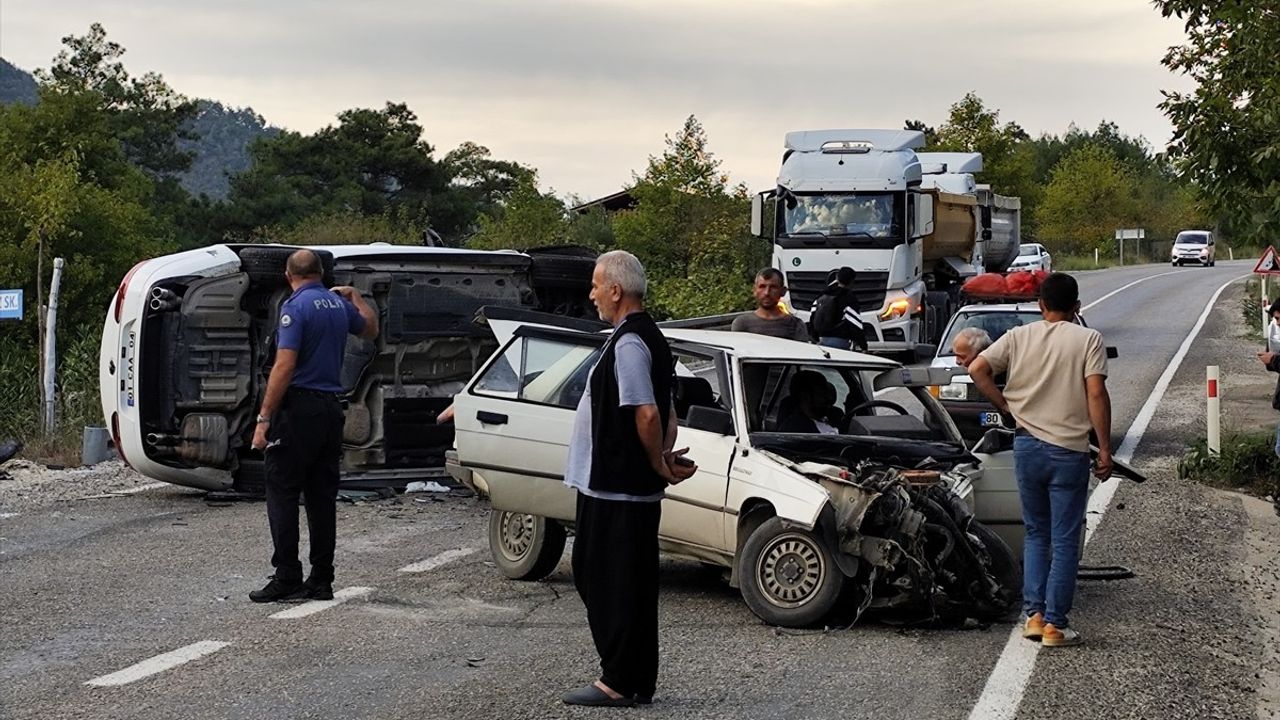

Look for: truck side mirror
[750,192,767,238]
[912,192,935,239]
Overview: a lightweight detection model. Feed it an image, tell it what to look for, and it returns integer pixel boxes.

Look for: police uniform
[263,281,365,588]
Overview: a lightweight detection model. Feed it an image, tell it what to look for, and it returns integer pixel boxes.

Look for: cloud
[0,0,1192,199]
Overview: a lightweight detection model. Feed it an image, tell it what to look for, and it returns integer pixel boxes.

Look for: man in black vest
[561,250,698,707]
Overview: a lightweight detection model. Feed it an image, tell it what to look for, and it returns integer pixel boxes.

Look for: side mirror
[686,406,734,436]
[972,427,1015,455]
[750,192,769,238]
[1106,346,1119,359]
[911,192,935,239]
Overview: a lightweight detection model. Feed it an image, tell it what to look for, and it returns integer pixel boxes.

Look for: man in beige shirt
[969,272,1112,648]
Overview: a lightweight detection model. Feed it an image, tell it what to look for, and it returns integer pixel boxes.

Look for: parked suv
[1171,230,1215,267]
[99,243,595,494]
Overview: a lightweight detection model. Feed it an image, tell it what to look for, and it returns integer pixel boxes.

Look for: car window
[473,336,600,409]
[939,311,1042,356]
[743,362,870,433]
[672,348,730,424]
[1176,232,1209,245]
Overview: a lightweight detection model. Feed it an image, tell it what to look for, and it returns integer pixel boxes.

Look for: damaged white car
[99,243,596,493]
[448,312,1022,628]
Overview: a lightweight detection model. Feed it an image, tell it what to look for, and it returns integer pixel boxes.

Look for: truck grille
[785,271,889,313]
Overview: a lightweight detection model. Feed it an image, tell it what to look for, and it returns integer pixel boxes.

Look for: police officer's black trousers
[264,391,344,584]
[571,492,661,699]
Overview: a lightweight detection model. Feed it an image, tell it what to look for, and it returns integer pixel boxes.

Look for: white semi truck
[749,129,1020,358]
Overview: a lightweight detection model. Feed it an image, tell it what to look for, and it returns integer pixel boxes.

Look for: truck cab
[750,129,1020,359]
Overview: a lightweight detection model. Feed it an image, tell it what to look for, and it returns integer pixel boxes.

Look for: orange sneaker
[1040,623,1083,647]
[1022,612,1045,640]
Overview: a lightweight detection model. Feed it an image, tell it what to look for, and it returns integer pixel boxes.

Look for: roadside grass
[1179,432,1279,499]
[0,327,104,466]
[1244,278,1267,345]
[1055,254,1161,272]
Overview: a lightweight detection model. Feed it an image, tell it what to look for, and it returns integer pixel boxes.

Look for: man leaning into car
[249,250,378,603]
[561,250,697,708]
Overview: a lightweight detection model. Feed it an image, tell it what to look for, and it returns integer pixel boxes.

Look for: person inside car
[778,370,839,434]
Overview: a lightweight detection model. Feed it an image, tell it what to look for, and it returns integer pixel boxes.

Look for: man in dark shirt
[809,266,867,352]
[731,267,810,341]
[249,250,378,603]
[560,250,697,708]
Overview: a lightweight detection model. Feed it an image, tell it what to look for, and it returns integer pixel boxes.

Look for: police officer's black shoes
[303,577,334,601]
[249,576,306,603]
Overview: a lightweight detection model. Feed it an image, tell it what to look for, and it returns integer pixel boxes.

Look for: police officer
[249,250,378,603]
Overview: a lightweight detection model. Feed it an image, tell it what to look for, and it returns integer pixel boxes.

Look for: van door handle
[477,411,508,425]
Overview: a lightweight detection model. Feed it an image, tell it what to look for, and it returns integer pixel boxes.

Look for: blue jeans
[1014,434,1091,628]
[818,336,851,349]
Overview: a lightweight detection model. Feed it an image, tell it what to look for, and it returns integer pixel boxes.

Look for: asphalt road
[0,261,1267,720]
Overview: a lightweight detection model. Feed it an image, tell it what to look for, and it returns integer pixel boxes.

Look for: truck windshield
[781,192,903,242]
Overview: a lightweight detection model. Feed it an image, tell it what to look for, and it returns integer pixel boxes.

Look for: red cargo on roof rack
[960,270,1048,303]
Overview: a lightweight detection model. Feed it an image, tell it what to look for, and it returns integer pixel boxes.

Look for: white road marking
[268,586,373,620]
[1080,269,1187,312]
[0,512,18,519]
[967,273,1250,720]
[85,640,230,687]
[398,547,478,574]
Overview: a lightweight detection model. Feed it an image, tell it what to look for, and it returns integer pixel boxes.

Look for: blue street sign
[0,289,23,320]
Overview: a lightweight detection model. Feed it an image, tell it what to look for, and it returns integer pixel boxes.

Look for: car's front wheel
[739,517,844,627]
[487,509,566,581]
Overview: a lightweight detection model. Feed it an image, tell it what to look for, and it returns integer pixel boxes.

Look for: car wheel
[967,521,1021,617]
[739,517,844,627]
[238,247,336,287]
[487,508,566,581]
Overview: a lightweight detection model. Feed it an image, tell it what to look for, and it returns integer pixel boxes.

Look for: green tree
[612,116,766,319]
[1156,0,1280,241]
[467,175,570,251]
[1036,145,1138,255]
[928,93,1041,228]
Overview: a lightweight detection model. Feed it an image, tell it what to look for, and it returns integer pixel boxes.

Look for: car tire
[739,517,844,627]
[487,509,566,581]
[967,521,1021,616]
[238,247,336,287]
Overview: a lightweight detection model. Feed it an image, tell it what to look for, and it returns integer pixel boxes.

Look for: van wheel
[238,247,336,286]
[488,509,566,580]
[740,517,844,627]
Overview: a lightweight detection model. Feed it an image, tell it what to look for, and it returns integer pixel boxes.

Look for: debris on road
[405,480,450,494]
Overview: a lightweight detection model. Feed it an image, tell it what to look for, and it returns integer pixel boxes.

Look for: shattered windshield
[782,192,903,239]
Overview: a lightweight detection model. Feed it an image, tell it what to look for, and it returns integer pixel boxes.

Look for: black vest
[588,312,674,495]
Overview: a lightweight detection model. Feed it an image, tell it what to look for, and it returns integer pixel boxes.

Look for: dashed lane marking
[85,640,230,687]
[397,547,478,574]
[966,273,1250,720]
[269,586,374,620]
[1080,269,1187,312]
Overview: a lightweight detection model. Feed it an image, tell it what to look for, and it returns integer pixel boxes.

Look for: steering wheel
[846,399,911,417]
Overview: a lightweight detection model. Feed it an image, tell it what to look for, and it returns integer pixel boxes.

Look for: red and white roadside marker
[1207,365,1220,455]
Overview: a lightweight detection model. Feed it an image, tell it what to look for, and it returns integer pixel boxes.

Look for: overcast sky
[0,0,1192,200]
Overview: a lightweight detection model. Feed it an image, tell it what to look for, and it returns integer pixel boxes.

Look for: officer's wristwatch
[256,414,270,425]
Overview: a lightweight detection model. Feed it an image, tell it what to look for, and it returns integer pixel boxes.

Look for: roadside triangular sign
[1255,247,1280,274]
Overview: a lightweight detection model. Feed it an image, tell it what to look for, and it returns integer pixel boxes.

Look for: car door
[454,325,605,522]
[663,343,737,553]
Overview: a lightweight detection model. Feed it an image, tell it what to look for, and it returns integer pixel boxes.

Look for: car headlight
[939,382,968,400]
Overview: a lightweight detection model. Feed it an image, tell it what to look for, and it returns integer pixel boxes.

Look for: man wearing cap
[249,249,378,603]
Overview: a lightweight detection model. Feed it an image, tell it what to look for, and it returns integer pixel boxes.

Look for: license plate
[979,412,1004,428]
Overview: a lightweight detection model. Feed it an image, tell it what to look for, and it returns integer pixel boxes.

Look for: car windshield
[1018,244,1038,255]
[939,310,1043,356]
[782,192,902,239]
[739,361,960,446]
[1176,232,1208,245]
